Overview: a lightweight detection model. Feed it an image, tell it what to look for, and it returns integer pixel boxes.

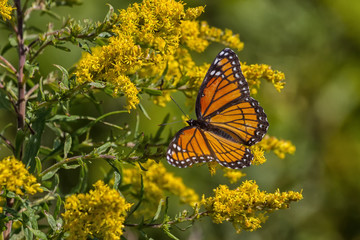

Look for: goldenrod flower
[122,160,199,218]
[250,145,267,165]
[223,169,246,184]
[62,180,132,240]
[258,135,296,159]
[0,156,43,196]
[201,181,303,233]
[0,0,14,21]
[241,62,285,93]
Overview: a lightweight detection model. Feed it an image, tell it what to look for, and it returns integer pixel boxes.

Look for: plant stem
[124,211,208,228]
[3,1,26,239]
[40,154,117,177]
[14,0,26,145]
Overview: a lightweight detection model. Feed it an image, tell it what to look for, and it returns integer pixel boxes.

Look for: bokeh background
[1,0,360,239]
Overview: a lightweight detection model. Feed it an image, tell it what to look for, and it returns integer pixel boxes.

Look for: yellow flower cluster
[122,160,199,218]
[0,156,42,196]
[201,180,303,233]
[0,156,43,213]
[62,180,132,240]
[75,38,141,111]
[75,0,244,109]
[258,135,296,159]
[241,62,285,94]
[250,145,267,165]
[223,169,246,184]
[0,0,14,21]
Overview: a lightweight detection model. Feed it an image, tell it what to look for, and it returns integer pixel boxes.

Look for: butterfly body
[166,48,269,169]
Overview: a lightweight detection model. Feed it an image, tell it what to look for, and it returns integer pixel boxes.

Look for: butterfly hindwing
[203,130,253,169]
[166,126,215,168]
[208,97,269,146]
[196,48,250,119]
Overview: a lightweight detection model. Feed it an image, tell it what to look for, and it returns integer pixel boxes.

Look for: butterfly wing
[203,130,253,169]
[166,126,252,169]
[196,48,268,146]
[196,48,250,119]
[166,126,215,168]
[209,97,269,145]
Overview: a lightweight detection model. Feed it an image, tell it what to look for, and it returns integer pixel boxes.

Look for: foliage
[0,0,301,239]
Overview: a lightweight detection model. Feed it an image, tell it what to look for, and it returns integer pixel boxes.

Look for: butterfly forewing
[166,126,215,168]
[196,48,250,119]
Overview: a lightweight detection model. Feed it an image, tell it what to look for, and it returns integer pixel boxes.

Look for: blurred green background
[1,0,360,239]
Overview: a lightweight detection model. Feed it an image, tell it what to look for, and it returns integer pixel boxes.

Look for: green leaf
[38,77,45,101]
[14,129,26,159]
[89,81,106,88]
[41,9,61,20]
[138,103,151,120]
[53,44,71,52]
[54,195,62,218]
[54,64,69,87]
[64,133,72,158]
[0,89,12,111]
[152,198,165,222]
[35,157,42,175]
[127,174,144,218]
[162,226,179,240]
[41,169,59,181]
[23,107,51,172]
[93,142,115,155]
[104,4,114,22]
[70,164,88,193]
[153,113,170,142]
[28,227,48,240]
[44,211,57,231]
[23,226,33,240]
[113,171,121,190]
[143,88,163,96]
[1,42,13,55]
[24,61,39,78]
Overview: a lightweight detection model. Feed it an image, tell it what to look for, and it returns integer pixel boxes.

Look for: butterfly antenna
[170,96,190,120]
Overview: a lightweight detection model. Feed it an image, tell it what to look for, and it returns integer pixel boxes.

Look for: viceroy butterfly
[166,48,269,169]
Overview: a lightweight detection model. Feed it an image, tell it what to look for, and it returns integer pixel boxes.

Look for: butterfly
[166,48,269,169]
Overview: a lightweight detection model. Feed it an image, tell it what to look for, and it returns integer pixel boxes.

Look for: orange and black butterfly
[166,48,269,169]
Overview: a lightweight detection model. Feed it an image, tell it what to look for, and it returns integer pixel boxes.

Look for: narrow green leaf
[54,195,62,218]
[54,64,69,87]
[14,129,26,159]
[104,4,114,21]
[1,42,13,55]
[23,107,50,172]
[127,174,144,217]
[138,103,151,120]
[113,171,121,190]
[89,81,106,88]
[94,142,115,155]
[70,164,88,193]
[162,227,179,240]
[64,133,72,158]
[0,89,12,110]
[153,113,170,142]
[152,199,165,222]
[35,157,42,175]
[23,226,33,240]
[143,88,163,96]
[28,227,47,239]
[44,211,57,231]
[41,169,58,181]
